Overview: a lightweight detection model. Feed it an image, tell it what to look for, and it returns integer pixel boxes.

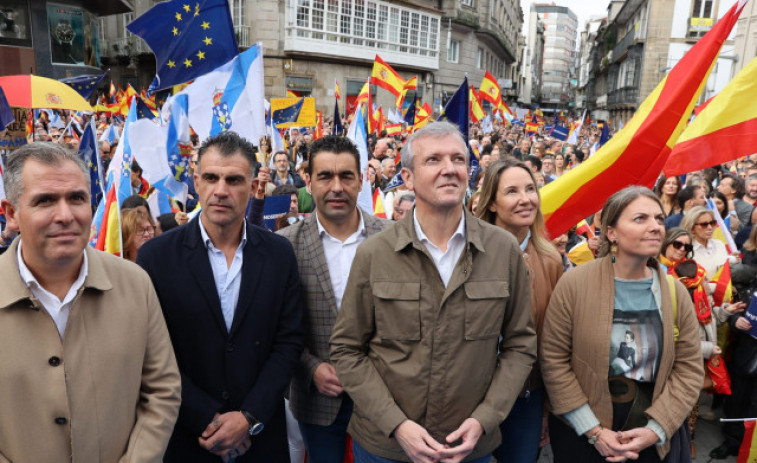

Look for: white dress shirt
[316,211,367,311]
[199,217,247,331]
[413,210,466,287]
[17,240,88,339]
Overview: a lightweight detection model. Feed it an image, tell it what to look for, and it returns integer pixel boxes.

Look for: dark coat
[137,216,304,462]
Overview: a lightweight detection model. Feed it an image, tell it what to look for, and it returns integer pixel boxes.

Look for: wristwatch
[240,410,264,436]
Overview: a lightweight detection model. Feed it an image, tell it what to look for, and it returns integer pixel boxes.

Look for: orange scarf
[667,259,712,326]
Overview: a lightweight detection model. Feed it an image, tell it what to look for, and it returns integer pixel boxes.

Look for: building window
[477,47,483,68]
[692,0,714,18]
[447,39,459,63]
[288,0,440,57]
[123,13,133,38]
[231,0,247,25]
[461,0,473,7]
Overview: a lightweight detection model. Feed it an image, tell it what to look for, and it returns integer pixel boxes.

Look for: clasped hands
[589,426,659,462]
[198,412,251,462]
[394,418,483,463]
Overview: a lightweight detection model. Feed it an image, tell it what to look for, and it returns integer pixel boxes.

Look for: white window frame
[447,39,459,63]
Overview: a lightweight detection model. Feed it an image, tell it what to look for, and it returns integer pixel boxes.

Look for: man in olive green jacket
[330,122,536,463]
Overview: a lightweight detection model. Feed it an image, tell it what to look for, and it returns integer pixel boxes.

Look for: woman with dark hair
[541,186,703,462]
[711,190,741,235]
[476,159,563,463]
[656,175,682,218]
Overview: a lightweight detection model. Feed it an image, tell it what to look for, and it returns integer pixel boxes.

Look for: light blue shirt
[413,210,466,287]
[198,216,247,332]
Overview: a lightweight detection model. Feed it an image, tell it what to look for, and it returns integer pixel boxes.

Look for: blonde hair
[476,159,558,258]
[679,206,714,234]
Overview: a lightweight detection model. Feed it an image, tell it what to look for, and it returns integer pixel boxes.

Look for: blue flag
[0,86,13,131]
[383,172,404,193]
[334,98,343,135]
[127,0,238,93]
[599,122,611,146]
[78,120,104,213]
[153,94,191,204]
[272,98,304,127]
[403,96,417,126]
[59,72,107,99]
[441,77,473,167]
[136,97,157,119]
[262,195,293,231]
[550,125,570,141]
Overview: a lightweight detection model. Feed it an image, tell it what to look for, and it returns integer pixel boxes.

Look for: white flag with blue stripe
[175,42,266,145]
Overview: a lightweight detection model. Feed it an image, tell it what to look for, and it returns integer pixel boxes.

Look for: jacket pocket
[373,281,421,341]
[464,280,509,340]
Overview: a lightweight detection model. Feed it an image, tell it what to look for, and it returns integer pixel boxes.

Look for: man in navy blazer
[137,131,303,462]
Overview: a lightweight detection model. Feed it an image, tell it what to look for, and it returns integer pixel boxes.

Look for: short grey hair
[400,121,467,171]
[3,142,88,205]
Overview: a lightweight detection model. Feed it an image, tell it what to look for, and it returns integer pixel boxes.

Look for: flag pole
[720,418,757,422]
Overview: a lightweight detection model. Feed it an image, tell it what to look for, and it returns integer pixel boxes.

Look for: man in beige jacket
[0,142,181,462]
[330,122,536,463]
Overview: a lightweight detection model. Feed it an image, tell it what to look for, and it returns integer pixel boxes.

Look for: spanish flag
[737,419,757,463]
[354,80,370,110]
[664,56,757,176]
[470,86,485,123]
[479,71,501,106]
[371,55,405,97]
[385,123,402,136]
[540,0,746,237]
[314,110,323,140]
[711,260,733,307]
[415,102,432,130]
[335,79,341,100]
[286,89,299,98]
[396,76,417,109]
[372,188,387,219]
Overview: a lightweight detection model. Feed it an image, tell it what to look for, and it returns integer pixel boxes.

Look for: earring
[611,241,618,263]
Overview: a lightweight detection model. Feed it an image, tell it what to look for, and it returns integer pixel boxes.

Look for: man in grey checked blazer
[278,136,391,462]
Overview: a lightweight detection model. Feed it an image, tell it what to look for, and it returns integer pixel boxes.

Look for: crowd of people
[0,108,756,463]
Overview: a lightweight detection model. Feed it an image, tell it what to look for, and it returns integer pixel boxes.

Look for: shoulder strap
[666,274,679,342]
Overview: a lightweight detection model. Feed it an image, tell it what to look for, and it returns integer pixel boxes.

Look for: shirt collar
[413,208,466,248]
[198,214,247,250]
[692,239,713,252]
[16,239,88,295]
[315,210,366,240]
[519,230,532,252]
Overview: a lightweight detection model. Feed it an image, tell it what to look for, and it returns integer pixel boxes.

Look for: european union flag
[136,96,157,119]
[127,0,238,93]
[78,120,104,213]
[59,72,107,99]
[599,121,611,146]
[403,96,417,126]
[440,77,472,167]
[272,98,304,127]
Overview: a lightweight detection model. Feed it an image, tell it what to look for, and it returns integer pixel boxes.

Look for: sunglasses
[695,220,717,228]
[670,240,693,253]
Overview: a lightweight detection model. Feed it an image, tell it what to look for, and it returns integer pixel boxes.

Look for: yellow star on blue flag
[127,0,238,94]
[59,72,107,99]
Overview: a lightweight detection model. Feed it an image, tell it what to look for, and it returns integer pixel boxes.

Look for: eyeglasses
[695,220,717,228]
[670,240,694,253]
[137,226,155,236]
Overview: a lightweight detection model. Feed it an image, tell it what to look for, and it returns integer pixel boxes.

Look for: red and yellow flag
[396,76,417,109]
[371,55,405,97]
[415,102,432,130]
[314,110,323,140]
[738,419,757,463]
[711,260,733,307]
[664,56,757,176]
[355,80,370,109]
[372,188,387,218]
[335,79,341,101]
[286,89,298,98]
[385,123,402,136]
[540,0,746,237]
[479,71,501,106]
[470,86,485,123]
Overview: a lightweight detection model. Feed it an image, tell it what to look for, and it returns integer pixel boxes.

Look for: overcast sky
[519,0,610,35]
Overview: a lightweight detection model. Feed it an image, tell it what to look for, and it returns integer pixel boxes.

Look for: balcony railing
[612,27,643,60]
[108,36,151,57]
[235,25,251,48]
[608,87,639,106]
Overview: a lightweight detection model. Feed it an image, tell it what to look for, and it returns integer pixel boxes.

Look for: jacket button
[226,342,234,352]
[54,417,68,425]
[221,391,230,400]
[49,356,61,367]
